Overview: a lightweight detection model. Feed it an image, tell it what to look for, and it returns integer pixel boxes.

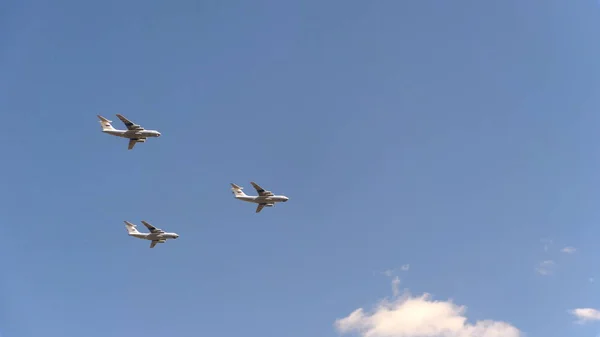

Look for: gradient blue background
[1,1,600,336]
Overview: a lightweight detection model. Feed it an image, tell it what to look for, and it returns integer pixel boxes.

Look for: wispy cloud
[335,291,522,337]
[535,260,555,275]
[391,277,400,297]
[540,238,553,252]
[380,264,410,277]
[570,308,600,324]
[382,269,394,277]
[561,246,576,254]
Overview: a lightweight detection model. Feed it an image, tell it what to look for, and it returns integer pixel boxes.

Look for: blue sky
[1,1,600,336]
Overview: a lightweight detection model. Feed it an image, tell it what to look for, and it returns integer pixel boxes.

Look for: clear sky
[1,1,600,336]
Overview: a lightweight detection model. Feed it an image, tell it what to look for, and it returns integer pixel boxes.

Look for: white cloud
[334,292,522,337]
[535,260,555,275]
[391,277,401,297]
[570,308,600,324]
[561,246,576,254]
[382,269,394,277]
[381,265,410,277]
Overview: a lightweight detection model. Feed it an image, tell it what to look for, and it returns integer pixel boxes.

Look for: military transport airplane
[230,181,289,213]
[97,114,161,150]
[124,220,179,248]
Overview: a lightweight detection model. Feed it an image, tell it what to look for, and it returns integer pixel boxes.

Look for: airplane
[124,220,179,248]
[230,181,289,213]
[97,114,161,150]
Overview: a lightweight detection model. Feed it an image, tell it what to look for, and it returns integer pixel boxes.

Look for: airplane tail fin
[230,183,247,197]
[97,115,116,131]
[124,221,140,235]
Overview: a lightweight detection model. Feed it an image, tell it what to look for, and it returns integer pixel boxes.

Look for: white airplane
[230,181,289,213]
[124,220,179,248]
[97,114,161,150]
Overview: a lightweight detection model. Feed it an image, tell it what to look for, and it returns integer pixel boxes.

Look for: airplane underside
[128,138,146,150]
[255,203,274,213]
[149,239,167,248]
[233,196,284,213]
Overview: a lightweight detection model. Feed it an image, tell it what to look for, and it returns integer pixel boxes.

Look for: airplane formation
[98,114,289,248]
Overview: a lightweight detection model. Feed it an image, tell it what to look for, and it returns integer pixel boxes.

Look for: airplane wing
[116,114,144,130]
[150,240,158,248]
[127,138,147,150]
[256,203,273,213]
[141,220,164,234]
[250,182,274,197]
[128,139,137,150]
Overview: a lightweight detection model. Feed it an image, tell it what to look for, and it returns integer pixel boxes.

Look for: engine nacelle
[265,204,274,207]
[136,139,146,142]
[158,239,166,243]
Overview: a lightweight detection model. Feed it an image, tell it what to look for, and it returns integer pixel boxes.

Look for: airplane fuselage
[129,232,179,240]
[235,195,289,204]
[103,129,161,139]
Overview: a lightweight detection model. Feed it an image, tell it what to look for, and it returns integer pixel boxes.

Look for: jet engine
[158,239,166,243]
[136,139,146,142]
[265,204,274,207]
